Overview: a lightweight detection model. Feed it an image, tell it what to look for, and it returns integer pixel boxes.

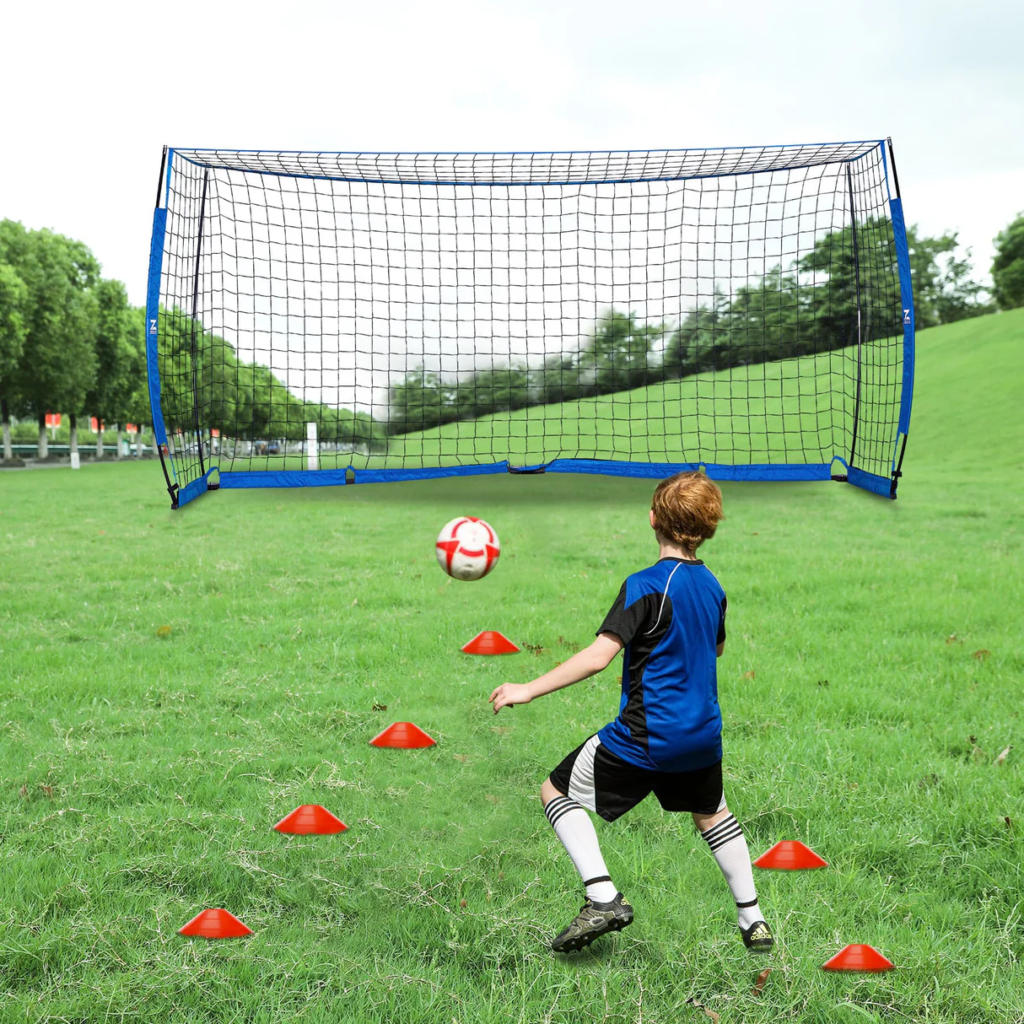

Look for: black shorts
[549,734,724,822]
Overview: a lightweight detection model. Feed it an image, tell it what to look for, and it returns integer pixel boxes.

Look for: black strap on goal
[846,163,864,469]
[188,168,209,477]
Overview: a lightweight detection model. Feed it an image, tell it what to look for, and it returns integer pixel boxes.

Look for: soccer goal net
[145,140,914,509]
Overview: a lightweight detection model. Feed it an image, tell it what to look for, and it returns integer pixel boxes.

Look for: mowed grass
[386,337,896,473]
[228,337,894,475]
[1,309,1022,1023]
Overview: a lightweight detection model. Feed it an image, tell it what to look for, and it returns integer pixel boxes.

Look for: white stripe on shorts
[566,734,601,813]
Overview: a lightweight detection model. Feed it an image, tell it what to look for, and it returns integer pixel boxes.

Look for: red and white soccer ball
[435,517,501,581]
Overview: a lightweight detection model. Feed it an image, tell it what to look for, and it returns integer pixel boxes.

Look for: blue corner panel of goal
[145,208,169,447]
[847,466,895,499]
[176,473,210,508]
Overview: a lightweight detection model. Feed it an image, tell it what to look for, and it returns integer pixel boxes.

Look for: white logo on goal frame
[149,318,157,334]
[903,309,911,325]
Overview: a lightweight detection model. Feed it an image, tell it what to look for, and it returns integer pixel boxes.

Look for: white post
[69,415,79,468]
[306,422,318,471]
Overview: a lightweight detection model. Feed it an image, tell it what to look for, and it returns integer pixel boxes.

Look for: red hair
[651,471,724,549]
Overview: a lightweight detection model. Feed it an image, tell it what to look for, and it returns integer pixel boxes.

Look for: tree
[388,369,458,435]
[991,213,1024,311]
[580,311,665,394]
[904,225,992,327]
[84,279,139,458]
[662,287,732,379]
[0,221,99,458]
[0,260,29,460]
[121,312,154,458]
[797,216,903,347]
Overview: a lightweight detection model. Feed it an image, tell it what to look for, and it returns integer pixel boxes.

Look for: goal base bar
[172,460,896,508]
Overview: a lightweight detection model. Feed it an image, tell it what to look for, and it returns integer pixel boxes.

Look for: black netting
[153,142,905,498]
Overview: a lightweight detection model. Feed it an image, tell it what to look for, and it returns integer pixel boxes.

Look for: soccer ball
[435,517,501,581]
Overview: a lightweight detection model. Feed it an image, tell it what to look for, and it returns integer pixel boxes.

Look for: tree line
[156,310,385,454]
[3,211,1022,457]
[0,219,384,462]
[0,220,146,461]
[388,218,1023,436]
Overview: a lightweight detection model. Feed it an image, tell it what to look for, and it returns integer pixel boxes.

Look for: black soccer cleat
[739,919,774,951]
[551,893,634,953]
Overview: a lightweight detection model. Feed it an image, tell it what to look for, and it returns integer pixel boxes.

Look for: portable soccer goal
[144,139,914,509]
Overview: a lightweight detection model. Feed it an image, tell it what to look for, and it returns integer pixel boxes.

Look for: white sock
[544,795,619,903]
[700,812,762,930]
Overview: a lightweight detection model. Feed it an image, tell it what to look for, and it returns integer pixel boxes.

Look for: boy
[489,471,772,954]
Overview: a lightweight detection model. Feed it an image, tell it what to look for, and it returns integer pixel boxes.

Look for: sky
[2,0,1022,307]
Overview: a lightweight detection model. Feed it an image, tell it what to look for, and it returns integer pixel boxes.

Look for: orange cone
[369,722,436,748]
[273,805,348,834]
[179,908,252,939]
[754,840,828,869]
[822,944,895,972]
[461,630,520,655]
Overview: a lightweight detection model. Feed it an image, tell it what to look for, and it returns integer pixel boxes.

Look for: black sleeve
[716,595,727,645]
[597,580,650,646]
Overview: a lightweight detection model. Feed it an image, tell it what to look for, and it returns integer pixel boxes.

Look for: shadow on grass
[180,471,904,515]
[286,473,655,508]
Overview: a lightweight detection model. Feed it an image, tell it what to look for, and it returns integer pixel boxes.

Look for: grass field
[1,309,1022,1023]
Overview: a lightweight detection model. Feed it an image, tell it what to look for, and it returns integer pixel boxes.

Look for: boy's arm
[717,641,725,658]
[489,632,624,714]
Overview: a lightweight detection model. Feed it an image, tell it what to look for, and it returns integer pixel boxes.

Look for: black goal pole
[188,168,209,477]
[846,163,864,468]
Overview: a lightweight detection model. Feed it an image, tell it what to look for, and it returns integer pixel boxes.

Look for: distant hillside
[384,309,1023,476]
[902,307,1024,470]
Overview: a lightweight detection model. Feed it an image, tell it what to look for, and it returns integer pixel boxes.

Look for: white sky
[2,0,1022,307]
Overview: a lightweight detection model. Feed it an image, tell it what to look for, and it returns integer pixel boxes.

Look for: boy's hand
[489,682,532,714]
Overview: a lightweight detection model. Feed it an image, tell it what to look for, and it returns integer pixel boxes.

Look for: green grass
[385,337,898,473]
[1,309,1023,1023]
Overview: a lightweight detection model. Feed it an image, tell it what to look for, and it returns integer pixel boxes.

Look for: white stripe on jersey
[644,560,683,635]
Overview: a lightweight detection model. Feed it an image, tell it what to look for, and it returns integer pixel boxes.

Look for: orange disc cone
[179,908,252,939]
[754,840,828,869]
[273,804,348,835]
[822,944,895,972]
[461,630,520,655]
[369,721,437,748]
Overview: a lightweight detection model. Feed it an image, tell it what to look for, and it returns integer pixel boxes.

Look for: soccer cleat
[739,919,774,951]
[551,893,634,953]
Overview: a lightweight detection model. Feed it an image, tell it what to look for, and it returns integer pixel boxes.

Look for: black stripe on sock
[547,803,583,829]
[736,897,759,908]
[544,796,573,820]
[545,797,582,828]
[583,875,611,886]
[701,814,738,842]
[702,815,743,851]
[706,826,743,851]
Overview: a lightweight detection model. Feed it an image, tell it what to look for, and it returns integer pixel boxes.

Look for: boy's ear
[649,509,657,529]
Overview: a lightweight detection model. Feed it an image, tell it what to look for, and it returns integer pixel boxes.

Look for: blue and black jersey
[596,557,726,772]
